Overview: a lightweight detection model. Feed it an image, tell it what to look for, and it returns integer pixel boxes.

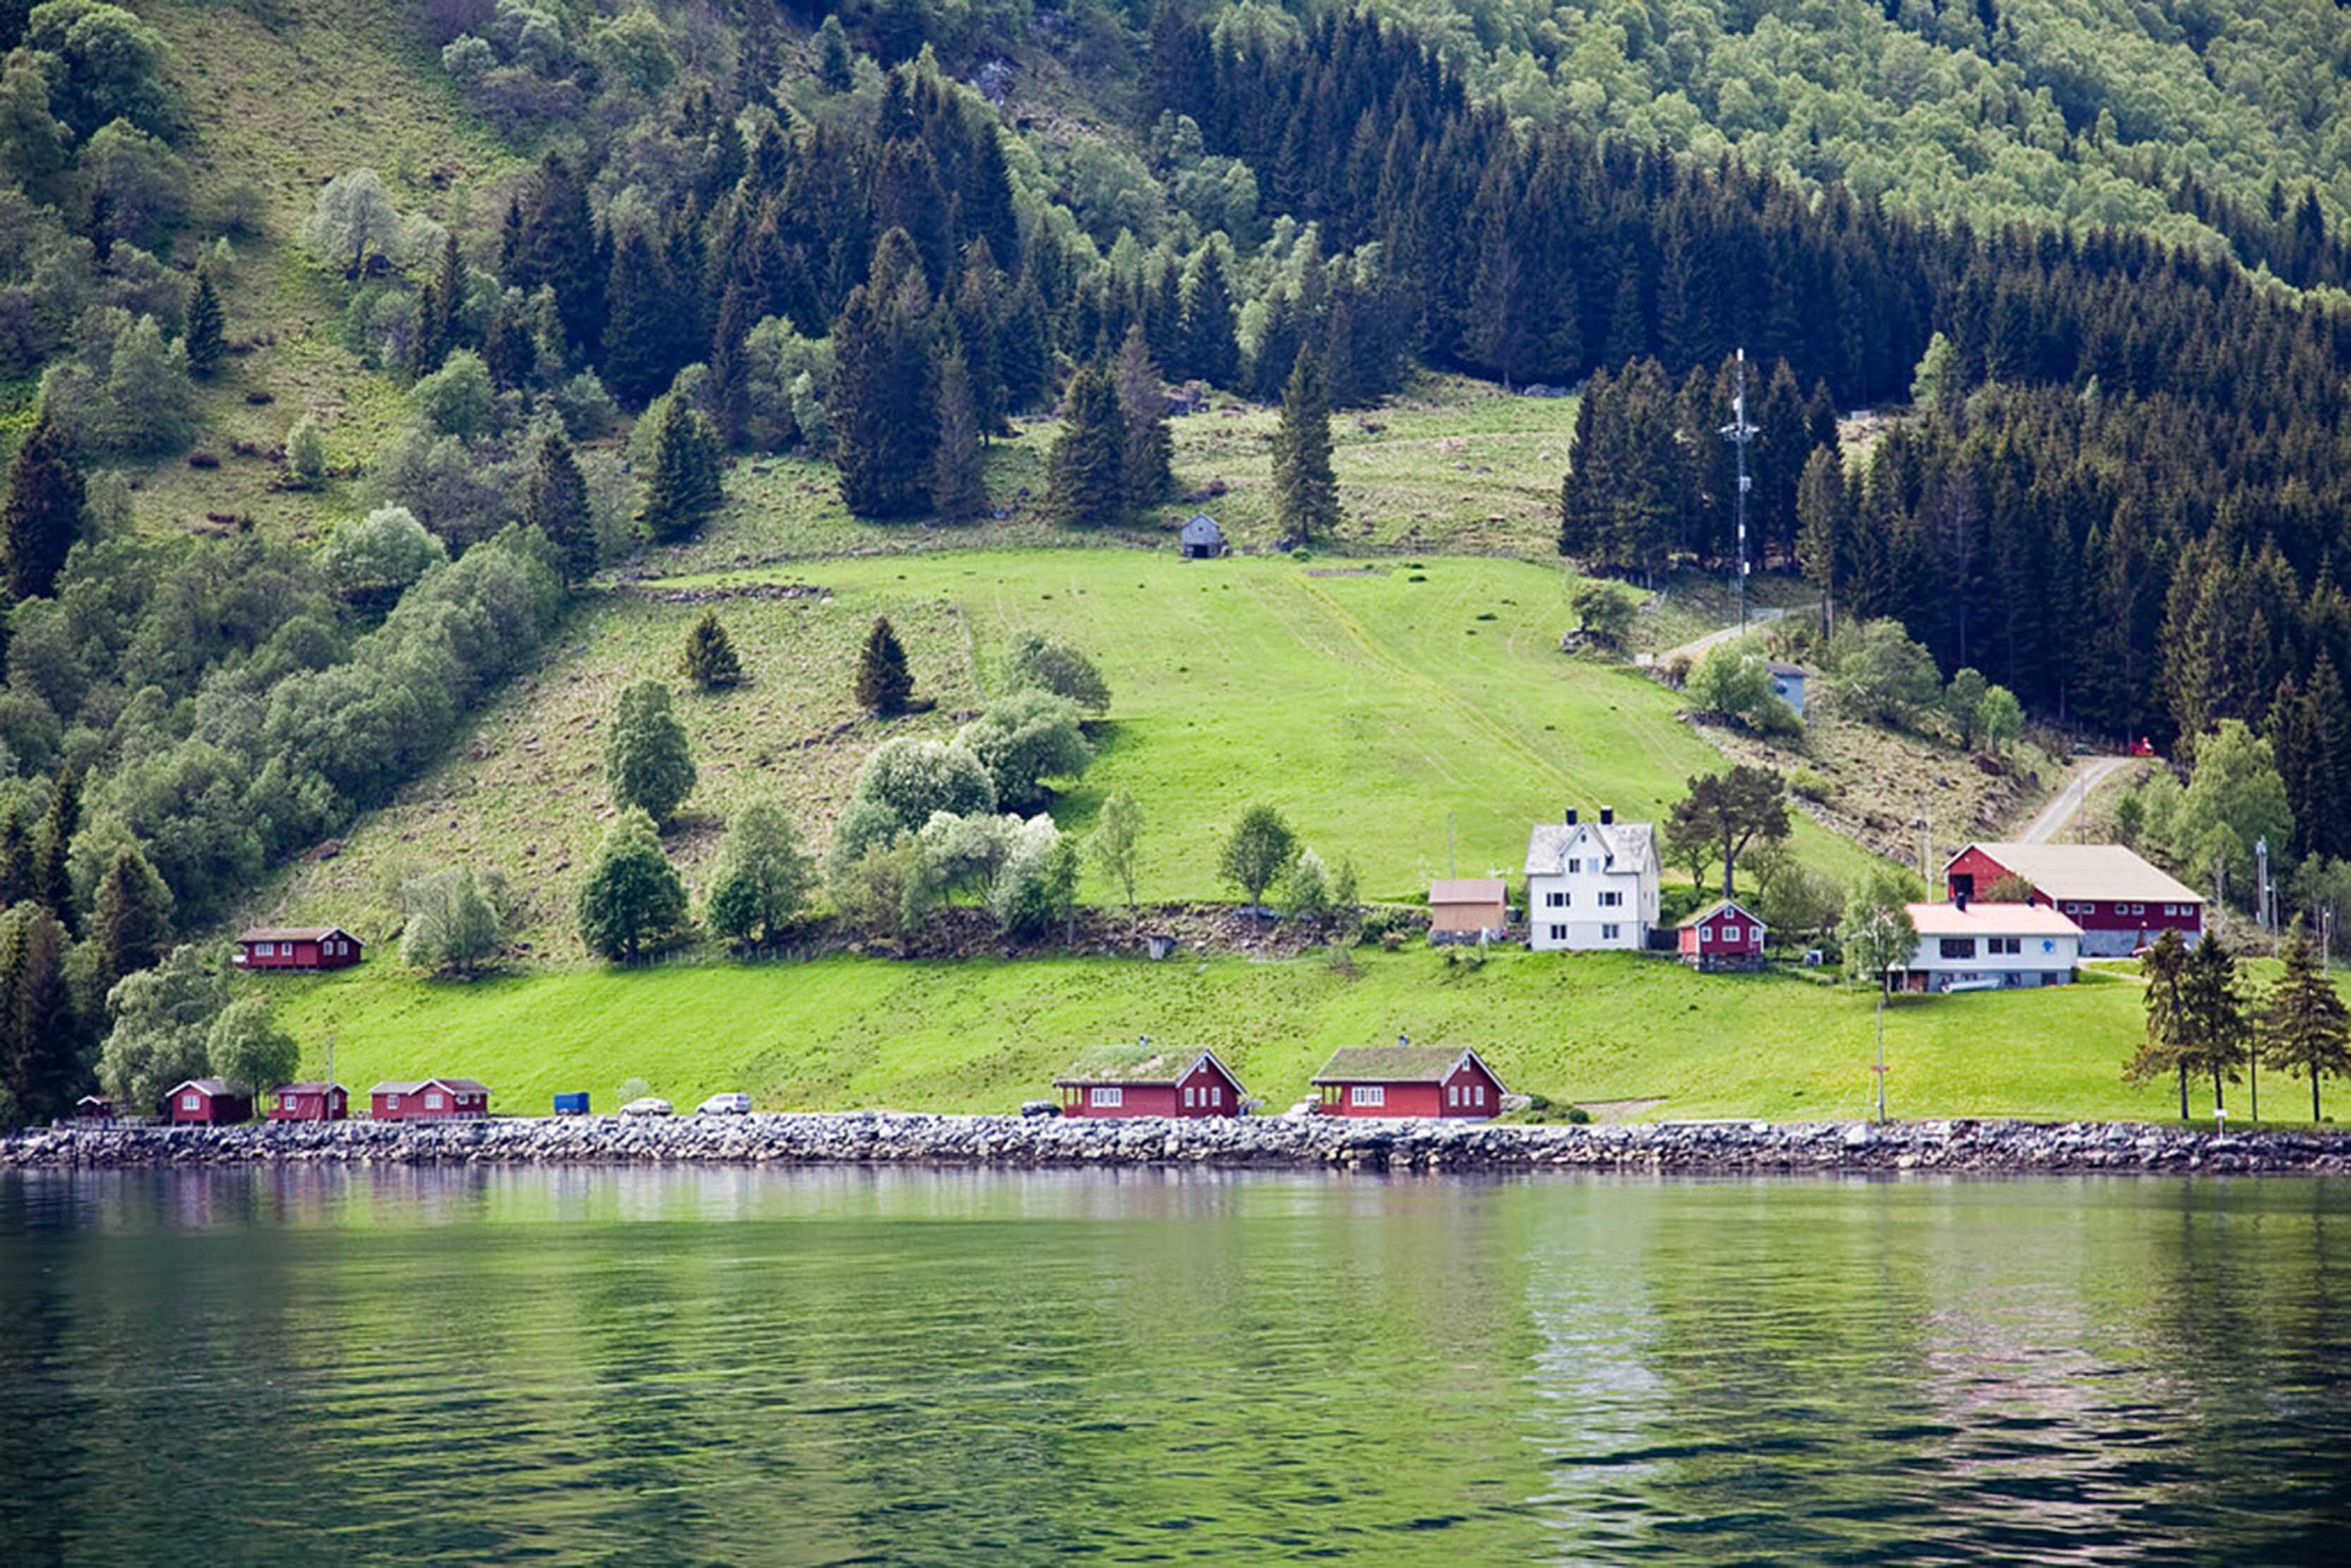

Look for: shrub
[847,736,995,839]
[955,689,1091,811]
[1001,633,1110,713]
[321,505,447,605]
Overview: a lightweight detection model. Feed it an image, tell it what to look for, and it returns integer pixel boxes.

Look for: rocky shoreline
[6,1115,2348,1175]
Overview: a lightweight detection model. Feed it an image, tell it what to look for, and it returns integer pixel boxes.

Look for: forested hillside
[1,0,2350,1124]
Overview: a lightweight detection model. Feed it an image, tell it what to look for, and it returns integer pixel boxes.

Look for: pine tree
[680,609,743,690]
[1047,363,1127,527]
[602,230,680,406]
[638,398,724,543]
[34,766,78,937]
[416,229,463,375]
[0,904,78,1125]
[506,154,605,364]
[997,272,1050,413]
[0,809,31,908]
[525,426,597,587]
[1177,243,1239,387]
[930,344,989,523]
[815,16,856,94]
[1113,324,1174,509]
[183,269,225,378]
[2261,921,2351,1122]
[1270,346,1339,545]
[91,844,173,999]
[1,416,84,600]
[1795,444,1854,637]
[2181,932,2252,1113]
[830,231,940,518]
[856,616,913,717]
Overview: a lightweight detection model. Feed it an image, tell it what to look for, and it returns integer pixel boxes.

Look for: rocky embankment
[5,1116,2347,1174]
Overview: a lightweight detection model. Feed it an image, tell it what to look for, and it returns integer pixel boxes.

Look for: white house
[1896,901,2082,992]
[1524,808,1659,951]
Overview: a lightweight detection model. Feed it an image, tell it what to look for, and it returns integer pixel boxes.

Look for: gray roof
[1311,1046,1498,1087]
[1180,513,1222,542]
[273,1083,348,1096]
[1952,843,2203,905]
[369,1078,490,1095]
[167,1078,233,1097]
[1525,818,1656,877]
[237,925,362,944]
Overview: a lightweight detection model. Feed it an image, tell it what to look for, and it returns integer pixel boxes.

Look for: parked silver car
[619,1096,674,1117]
[696,1093,753,1115]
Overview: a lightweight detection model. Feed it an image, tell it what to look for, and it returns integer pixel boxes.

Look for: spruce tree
[997,272,1050,414]
[92,844,173,999]
[830,231,939,518]
[602,230,679,406]
[1113,324,1174,508]
[0,809,30,908]
[681,609,742,689]
[1177,243,1239,387]
[526,426,597,587]
[638,398,724,543]
[815,16,856,94]
[856,616,913,717]
[416,230,463,375]
[930,344,989,523]
[2261,921,2351,1122]
[1047,363,1126,526]
[183,269,225,378]
[1270,346,1339,545]
[2181,932,2252,1113]
[1,416,84,600]
[0,904,78,1125]
[34,766,78,936]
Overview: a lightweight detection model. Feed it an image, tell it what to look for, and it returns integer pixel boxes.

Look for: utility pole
[324,1025,335,1124]
[1720,347,1756,635]
[1446,810,1457,880]
[2257,836,2273,954]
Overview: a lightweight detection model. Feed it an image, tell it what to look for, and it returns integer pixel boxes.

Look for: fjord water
[2,1171,2346,1564]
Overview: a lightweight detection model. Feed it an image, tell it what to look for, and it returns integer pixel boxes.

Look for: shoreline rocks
[5,1116,2348,1176]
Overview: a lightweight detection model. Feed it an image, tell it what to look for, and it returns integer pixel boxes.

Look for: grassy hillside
[258,946,2294,1128]
[245,548,1881,958]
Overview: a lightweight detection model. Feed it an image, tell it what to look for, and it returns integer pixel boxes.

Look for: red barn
[1055,1040,1248,1117]
[1943,843,2202,959]
[233,926,364,972]
[166,1078,252,1126]
[1677,899,1767,971]
[1311,1038,1507,1119]
[369,1078,491,1121]
[267,1082,349,1122]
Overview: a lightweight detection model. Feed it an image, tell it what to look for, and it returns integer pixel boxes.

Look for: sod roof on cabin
[1054,1043,1226,1086]
[1311,1047,1479,1084]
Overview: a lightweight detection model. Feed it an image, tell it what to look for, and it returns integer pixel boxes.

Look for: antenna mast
[1720,348,1756,634]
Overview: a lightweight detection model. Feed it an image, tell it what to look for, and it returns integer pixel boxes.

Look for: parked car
[1019,1100,1061,1118]
[619,1096,673,1117]
[696,1093,752,1116]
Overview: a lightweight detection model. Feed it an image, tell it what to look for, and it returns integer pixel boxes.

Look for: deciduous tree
[205,996,298,1096]
[1220,803,1296,913]
[577,808,688,961]
[1086,787,1143,923]
[703,800,817,949]
[604,679,696,825]
[1669,766,1792,900]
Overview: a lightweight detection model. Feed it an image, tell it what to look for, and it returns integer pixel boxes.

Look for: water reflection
[1,1169,2346,1564]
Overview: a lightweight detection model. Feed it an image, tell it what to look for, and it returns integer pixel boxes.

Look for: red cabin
[1312,1038,1506,1119]
[369,1078,491,1122]
[1944,843,2202,959]
[267,1082,350,1122]
[166,1078,252,1126]
[1055,1040,1248,1118]
[1677,899,1767,972]
[74,1094,115,1123]
[233,926,365,972]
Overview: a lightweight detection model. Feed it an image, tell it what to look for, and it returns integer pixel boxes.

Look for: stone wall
[6,1115,2347,1175]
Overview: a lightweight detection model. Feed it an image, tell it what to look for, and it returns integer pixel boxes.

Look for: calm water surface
[2,1168,2347,1564]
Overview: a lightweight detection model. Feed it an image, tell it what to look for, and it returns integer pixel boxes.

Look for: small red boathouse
[1311,1038,1507,1119]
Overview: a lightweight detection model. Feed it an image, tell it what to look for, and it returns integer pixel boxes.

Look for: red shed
[1311,1038,1506,1119]
[369,1078,490,1121]
[233,926,365,972]
[74,1094,115,1122]
[1677,899,1767,971]
[1055,1039,1248,1117]
[1943,842,2202,959]
[166,1078,252,1126]
[267,1082,350,1122]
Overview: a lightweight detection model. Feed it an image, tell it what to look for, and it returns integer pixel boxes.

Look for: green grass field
[258,947,2312,1128]
[248,549,1881,958]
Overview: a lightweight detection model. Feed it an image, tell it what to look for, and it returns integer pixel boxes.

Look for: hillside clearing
[245,551,1883,959]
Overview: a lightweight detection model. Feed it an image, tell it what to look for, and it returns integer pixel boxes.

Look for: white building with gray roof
[1524,806,1660,952]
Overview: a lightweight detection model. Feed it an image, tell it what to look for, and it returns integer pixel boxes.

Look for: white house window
[1940,938,1976,959]
[1988,937,2022,956]
[1091,1087,1122,1107]
[1601,923,1621,941]
[1548,924,1568,941]
[1545,891,1567,908]
[2130,904,2146,915]
[1567,858,1582,873]
[1599,890,1623,908]
[1184,1086,1195,1107]
[1351,1086,1385,1107]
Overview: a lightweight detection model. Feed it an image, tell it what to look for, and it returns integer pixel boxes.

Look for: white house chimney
[1600,806,1615,825]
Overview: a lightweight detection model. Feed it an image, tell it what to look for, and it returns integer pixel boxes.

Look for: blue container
[552,1091,590,1116]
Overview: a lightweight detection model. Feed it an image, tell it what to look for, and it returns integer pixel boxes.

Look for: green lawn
[260,947,2297,1127]
[250,549,1880,957]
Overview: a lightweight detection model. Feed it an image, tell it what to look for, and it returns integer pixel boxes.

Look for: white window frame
[1599,890,1623,908]
[1567,858,1582,874]
[1351,1085,1385,1107]
[425,1092,444,1110]
[1699,926,1713,942]
[1447,1085,1459,1107]
[1474,1083,1485,1107]
[1208,1083,1220,1107]
[1545,891,1567,909]
[1090,1087,1122,1107]
[1749,926,1763,944]
[1601,923,1620,941]
[181,1093,199,1111]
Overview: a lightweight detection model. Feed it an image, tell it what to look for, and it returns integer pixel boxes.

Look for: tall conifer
[183,269,225,378]
[1270,347,1339,545]
[1,416,83,600]
[1048,364,1127,527]
[930,344,989,523]
[639,399,724,542]
[526,427,596,586]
